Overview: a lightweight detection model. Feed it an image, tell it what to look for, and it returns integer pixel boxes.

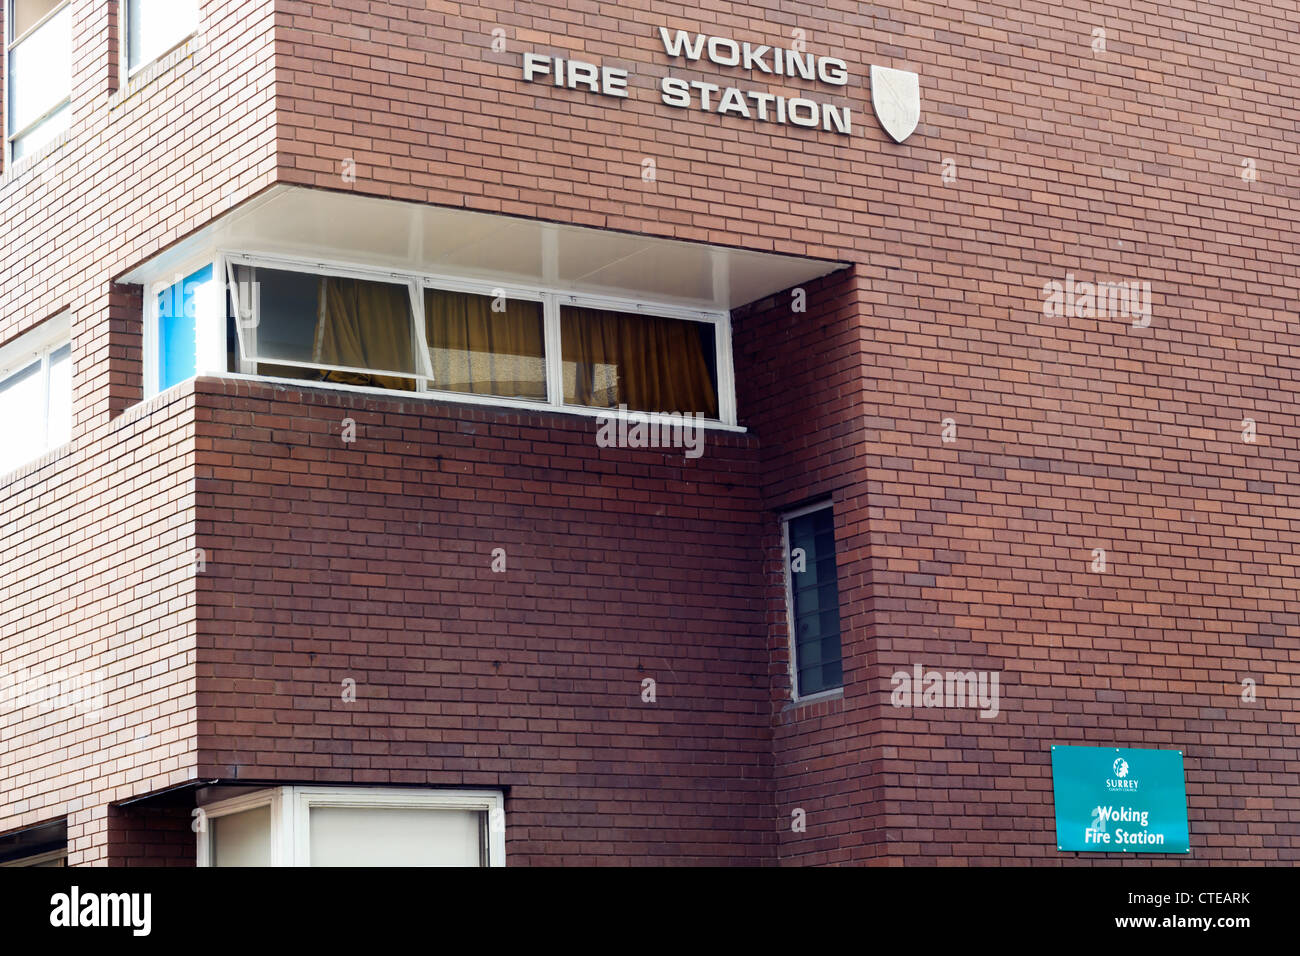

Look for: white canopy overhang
[119,185,847,312]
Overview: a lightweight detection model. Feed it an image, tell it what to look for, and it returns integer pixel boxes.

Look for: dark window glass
[787,506,842,696]
[229,265,419,391]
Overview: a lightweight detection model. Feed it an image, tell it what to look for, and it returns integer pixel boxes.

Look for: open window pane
[308,806,485,867]
[787,506,843,697]
[127,0,199,72]
[7,4,71,139]
[231,266,420,390]
[210,806,272,867]
[424,288,546,400]
[560,305,718,417]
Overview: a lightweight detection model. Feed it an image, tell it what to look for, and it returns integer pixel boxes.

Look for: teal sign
[1051,746,1189,853]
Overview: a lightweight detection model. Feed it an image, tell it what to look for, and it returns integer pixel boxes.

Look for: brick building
[0,0,1295,866]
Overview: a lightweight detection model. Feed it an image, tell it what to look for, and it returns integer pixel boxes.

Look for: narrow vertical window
[157,264,213,391]
[125,0,199,75]
[5,0,72,162]
[0,316,72,473]
[784,503,843,698]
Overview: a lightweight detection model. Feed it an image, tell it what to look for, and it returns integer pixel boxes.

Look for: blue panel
[158,264,213,391]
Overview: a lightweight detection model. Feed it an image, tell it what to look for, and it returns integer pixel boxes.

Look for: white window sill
[785,687,844,711]
[197,372,750,434]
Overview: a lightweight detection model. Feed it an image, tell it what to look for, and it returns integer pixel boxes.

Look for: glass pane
[788,507,843,696]
[158,264,212,390]
[561,305,718,417]
[7,4,70,136]
[425,288,545,400]
[309,806,484,867]
[0,359,45,473]
[234,266,419,389]
[127,0,199,71]
[45,343,71,447]
[210,805,271,867]
[12,0,62,38]
[10,102,69,161]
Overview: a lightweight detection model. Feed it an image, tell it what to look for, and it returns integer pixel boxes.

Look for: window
[0,315,71,474]
[560,304,718,416]
[426,287,546,401]
[229,263,424,389]
[153,264,215,391]
[0,818,67,866]
[124,0,199,75]
[197,786,504,867]
[219,254,735,424]
[0,849,67,867]
[5,0,71,162]
[783,502,843,698]
[209,804,271,867]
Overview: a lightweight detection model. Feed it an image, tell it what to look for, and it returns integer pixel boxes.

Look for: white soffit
[120,186,847,311]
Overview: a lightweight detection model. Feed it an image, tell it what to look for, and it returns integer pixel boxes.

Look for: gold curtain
[313,276,415,391]
[424,289,546,399]
[561,306,718,416]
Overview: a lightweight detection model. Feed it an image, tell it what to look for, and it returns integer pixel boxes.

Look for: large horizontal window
[198,786,503,867]
[218,255,735,423]
[0,315,71,474]
[6,0,72,162]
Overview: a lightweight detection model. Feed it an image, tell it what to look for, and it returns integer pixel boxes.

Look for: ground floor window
[197,786,504,867]
[0,848,67,867]
[0,818,67,866]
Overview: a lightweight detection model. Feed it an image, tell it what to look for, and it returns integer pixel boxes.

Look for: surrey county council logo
[1107,756,1139,791]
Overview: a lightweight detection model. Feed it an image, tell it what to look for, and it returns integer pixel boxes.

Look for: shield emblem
[870,65,921,143]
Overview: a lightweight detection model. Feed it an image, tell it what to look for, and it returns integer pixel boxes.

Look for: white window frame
[0,311,72,474]
[120,0,200,80]
[781,499,843,703]
[4,0,72,165]
[143,256,225,397]
[196,786,505,867]
[216,250,740,428]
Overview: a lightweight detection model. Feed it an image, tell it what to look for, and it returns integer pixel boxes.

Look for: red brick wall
[0,386,199,864]
[3,0,1298,866]
[108,803,196,866]
[733,270,889,864]
[0,1,278,864]
[192,377,775,865]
